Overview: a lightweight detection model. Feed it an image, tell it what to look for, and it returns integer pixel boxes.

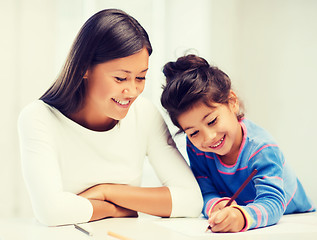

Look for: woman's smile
[112,98,132,108]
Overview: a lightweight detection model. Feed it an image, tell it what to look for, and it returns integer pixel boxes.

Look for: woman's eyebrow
[116,68,148,74]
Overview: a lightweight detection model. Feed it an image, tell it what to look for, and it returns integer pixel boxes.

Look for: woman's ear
[83,71,88,79]
[228,90,240,114]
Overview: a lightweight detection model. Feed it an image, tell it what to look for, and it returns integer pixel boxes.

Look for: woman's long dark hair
[40,9,152,115]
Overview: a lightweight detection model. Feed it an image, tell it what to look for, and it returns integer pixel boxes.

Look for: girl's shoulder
[240,119,283,162]
[240,119,285,167]
[241,118,277,146]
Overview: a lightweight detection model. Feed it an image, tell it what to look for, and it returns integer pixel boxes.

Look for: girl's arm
[220,147,288,232]
[187,140,224,217]
[187,140,246,232]
[237,147,287,231]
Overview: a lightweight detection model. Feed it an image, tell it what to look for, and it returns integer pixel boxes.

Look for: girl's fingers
[211,212,230,232]
[213,209,229,224]
[209,209,227,230]
[210,207,244,233]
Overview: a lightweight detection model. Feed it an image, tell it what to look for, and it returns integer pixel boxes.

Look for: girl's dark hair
[161,54,244,133]
[40,9,152,115]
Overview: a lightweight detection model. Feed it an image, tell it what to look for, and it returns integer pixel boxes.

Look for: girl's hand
[208,207,245,233]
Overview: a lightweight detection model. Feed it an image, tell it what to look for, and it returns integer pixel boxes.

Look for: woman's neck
[68,108,118,132]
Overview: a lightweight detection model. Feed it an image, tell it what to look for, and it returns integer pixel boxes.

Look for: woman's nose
[122,81,138,96]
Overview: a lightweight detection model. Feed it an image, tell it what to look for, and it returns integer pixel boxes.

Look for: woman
[18,9,203,226]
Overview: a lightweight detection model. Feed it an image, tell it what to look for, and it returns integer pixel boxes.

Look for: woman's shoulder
[125,96,167,133]
[18,100,59,127]
[133,95,156,109]
[20,99,50,113]
[131,96,160,118]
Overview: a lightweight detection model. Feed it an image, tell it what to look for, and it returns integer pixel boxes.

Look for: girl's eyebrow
[183,112,213,131]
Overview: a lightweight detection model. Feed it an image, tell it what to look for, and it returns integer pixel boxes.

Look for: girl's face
[81,47,149,126]
[178,92,243,165]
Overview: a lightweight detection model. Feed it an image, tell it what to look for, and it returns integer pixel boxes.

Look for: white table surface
[0,212,316,240]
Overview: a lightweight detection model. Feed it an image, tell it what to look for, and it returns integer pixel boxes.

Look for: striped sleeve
[187,140,222,217]
[240,145,286,230]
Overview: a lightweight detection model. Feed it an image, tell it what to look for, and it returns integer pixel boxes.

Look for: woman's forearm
[103,185,172,217]
[88,199,138,221]
[79,184,172,217]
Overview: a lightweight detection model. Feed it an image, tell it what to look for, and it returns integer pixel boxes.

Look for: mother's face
[84,47,149,121]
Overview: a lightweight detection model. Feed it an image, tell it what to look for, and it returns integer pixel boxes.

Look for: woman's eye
[136,77,146,81]
[115,77,126,81]
[208,117,217,126]
[190,131,199,138]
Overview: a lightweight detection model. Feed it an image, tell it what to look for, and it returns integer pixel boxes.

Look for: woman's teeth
[114,99,130,105]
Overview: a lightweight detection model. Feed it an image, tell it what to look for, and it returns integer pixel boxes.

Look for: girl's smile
[208,135,226,150]
[178,93,243,165]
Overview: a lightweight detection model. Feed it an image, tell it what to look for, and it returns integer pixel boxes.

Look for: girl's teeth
[212,137,224,147]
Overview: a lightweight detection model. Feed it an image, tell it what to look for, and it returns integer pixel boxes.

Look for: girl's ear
[228,90,240,114]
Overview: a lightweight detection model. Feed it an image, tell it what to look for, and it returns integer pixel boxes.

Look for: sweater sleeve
[145,102,203,217]
[17,102,93,226]
[238,146,287,230]
[187,141,225,218]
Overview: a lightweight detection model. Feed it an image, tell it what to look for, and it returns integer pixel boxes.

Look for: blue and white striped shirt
[187,118,315,230]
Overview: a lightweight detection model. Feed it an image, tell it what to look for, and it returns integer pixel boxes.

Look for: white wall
[1,0,316,218]
[208,0,317,204]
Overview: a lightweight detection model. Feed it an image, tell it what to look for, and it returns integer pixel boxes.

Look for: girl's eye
[136,77,146,81]
[208,117,217,126]
[115,77,126,81]
[190,130,199,138]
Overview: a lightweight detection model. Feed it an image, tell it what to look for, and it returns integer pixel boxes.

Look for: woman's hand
[78,185,138,221]
[78,183,172,217]
[78,184,108,201]
[114,205,139,218]
[208,207,245,233]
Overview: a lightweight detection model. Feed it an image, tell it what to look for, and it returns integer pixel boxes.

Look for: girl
[160,54,315,232]
[17,9,203,226]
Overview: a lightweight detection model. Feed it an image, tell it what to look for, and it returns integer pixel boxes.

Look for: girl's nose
[202,128,217,147]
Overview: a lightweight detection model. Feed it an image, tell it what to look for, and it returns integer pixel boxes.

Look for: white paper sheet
[154,213,317,237]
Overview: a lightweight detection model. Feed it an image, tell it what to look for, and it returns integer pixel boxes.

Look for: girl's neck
[219,153,239,166]
[219,124,244,166]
